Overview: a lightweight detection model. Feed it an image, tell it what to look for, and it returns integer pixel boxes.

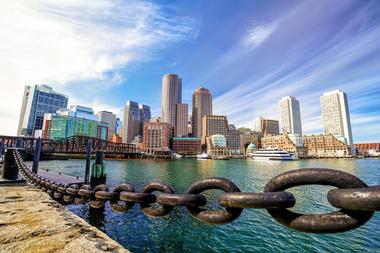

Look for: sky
[0,0,379,142]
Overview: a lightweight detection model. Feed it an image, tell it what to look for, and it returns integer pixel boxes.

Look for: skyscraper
[17,84,68,137]
[175,103,188,137]
[122,100,151,143]
[201,115,228,145]
[320,90,353,145]
[192,87,212,137]
[98,111,117,142]
[279,96,302,135]
[161,74,182,126]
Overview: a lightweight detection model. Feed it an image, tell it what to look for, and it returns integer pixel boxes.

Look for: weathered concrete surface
[0,185,130,253]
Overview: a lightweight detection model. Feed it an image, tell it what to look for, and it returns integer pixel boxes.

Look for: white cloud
[242,23,277,49]
[0,0,197,135]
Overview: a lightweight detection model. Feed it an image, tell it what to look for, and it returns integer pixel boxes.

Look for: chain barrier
[12,150,380,233]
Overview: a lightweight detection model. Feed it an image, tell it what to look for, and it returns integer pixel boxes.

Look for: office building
[320,90,353,146]
[42,112,108,141]
[254,116,279,136]
[17,85,68,136]
[172,137,201,156]
[122,100,151,143]
[68,105,97,121]
[201,115,228,145]
[261,134,306,158]
[303,134,351,158]
[206,134,230,157]
[161,74,182,126]
[226,125,241,155]
[192,87,212,137]
[98,111,117,142]
[279,96,302,135]
[142,122,174,154]
[175,103,188,137]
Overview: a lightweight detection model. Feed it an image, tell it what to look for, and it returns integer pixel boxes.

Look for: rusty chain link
[12,150,380,233]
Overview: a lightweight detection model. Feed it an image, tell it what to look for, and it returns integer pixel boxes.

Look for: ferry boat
[250,147,295,161]
[197,153,210,160]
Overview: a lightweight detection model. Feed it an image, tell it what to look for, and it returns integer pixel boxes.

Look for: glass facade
[48,116,108,140]
[19,85,68,136]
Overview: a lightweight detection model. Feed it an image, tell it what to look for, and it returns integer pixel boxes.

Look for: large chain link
[12,150,380,233]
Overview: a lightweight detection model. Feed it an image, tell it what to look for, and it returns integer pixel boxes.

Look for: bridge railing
[0,135,140,154]
[11,149,380,234]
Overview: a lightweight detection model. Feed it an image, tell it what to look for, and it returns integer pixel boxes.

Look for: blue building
[17,85,68,137]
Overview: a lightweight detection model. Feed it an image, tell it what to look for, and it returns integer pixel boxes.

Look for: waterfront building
[254,116,279,136]
[172,137,201,156]
[320,90,353,146]
[98,111,117,142]
[261,134,306,158]
[161,74,182,126]
[142,122,174,154]
[226,125,241,155]
[42,113,108,140]
[192,87,212,137]
[175,103,188,137]
[303,134,351,158]
[354,143,380,156]
[201,115,228,145]
[240,131,261,154]
[17,85,68,137]
[122,101,151,143]
[279,96,302,135]
[206,134,230,156]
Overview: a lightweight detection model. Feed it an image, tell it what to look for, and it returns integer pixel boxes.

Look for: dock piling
[32,137,41,173]
[85,139,92,184]
[2,149,19,180]
[90,151,106,188]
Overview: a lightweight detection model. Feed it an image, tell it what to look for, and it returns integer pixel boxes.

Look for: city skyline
[1,1,380,142]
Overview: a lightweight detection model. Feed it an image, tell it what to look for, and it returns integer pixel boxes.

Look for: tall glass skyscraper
[192,87,212,137]
[161,74,182,126]
[320,90,353,146]
[17,84,68,137]
[279,96,302,135]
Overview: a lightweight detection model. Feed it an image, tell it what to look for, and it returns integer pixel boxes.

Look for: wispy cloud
[242,23,277,49]
[0,0,198,135]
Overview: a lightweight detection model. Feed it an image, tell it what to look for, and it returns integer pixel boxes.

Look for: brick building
[172,137,201,156]
[142,122,174,154]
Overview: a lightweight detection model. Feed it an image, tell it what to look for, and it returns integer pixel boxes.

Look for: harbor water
[34,158,380,253]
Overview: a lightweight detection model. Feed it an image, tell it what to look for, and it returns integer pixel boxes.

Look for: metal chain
[12,150,380,233]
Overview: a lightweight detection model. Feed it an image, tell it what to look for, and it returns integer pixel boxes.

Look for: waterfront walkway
[0,184,130,253]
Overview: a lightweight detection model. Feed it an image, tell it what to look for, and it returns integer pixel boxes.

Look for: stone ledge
[0,185,130,253]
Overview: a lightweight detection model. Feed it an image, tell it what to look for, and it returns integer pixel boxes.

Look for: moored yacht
[197,153,210,160]
[250,147,295,161]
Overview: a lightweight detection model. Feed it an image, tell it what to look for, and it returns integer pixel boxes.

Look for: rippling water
[34,158,380,252]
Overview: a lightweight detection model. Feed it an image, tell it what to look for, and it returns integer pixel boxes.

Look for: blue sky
[0,0,379,142]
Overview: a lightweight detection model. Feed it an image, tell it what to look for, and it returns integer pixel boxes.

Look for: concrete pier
[0,185,130,253]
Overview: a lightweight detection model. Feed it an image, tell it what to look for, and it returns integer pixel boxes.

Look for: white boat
[250,147,296,161]
[174,153,183,159]
[197,153,210,160]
